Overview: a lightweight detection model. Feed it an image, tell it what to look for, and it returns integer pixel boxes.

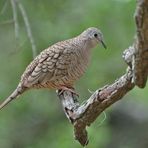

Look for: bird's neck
[73,36,92,66]
[78,34,97,49]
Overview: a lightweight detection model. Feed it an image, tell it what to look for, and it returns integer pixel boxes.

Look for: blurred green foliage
[0,0,147,148]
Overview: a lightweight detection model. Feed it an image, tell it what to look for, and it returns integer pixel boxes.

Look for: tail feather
[0,85,26,110]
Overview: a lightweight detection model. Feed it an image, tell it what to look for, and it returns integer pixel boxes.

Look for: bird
[0,27,106,110]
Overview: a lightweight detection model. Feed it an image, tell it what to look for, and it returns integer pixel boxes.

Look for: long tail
[0,84,27,110]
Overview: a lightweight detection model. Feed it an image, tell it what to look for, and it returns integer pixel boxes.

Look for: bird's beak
[100,40,107,49]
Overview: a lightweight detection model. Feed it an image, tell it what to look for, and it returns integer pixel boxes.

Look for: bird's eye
[94,33,98,37]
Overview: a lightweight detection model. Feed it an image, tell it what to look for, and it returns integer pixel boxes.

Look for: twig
[0,0,8,15]
[0,19,14,25]
[57,0,148,146]
[15,0,37,58]
[10,0,19,40]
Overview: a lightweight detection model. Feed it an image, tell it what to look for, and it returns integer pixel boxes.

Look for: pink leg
[58,86,79,97]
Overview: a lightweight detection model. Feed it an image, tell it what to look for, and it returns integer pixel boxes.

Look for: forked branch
[57,0,148,146]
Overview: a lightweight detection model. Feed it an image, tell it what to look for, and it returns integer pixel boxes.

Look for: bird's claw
[58,87,79,97]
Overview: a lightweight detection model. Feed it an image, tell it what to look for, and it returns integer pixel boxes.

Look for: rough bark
[57,0,148,146]
[133,0,148,87]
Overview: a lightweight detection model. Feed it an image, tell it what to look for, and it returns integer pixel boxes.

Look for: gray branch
[10,0,19,40]
[15,0,37,58]
[0,0,8,15]
[57,0,148,146]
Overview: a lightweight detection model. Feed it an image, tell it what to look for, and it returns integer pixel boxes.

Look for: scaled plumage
[0,27,106,110]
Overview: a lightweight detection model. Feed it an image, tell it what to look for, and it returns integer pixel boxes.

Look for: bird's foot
[58,86,79,97]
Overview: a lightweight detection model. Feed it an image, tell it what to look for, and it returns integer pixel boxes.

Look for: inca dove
[0,27,106,110]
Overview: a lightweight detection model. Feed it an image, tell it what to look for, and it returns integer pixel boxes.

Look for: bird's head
[80,27,107,49]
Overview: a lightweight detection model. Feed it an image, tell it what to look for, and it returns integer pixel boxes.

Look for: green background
[0,0,148,148]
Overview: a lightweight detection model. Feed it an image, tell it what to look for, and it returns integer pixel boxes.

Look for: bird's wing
[21,41,73,87]
[20,49,52,87]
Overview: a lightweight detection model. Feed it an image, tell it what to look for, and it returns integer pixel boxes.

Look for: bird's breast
[67,47,91,82]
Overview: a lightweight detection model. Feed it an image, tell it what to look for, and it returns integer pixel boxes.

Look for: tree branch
[0,0,8,15]
[133,0,148,87]
[10,0,19,40]
[57,0,148,146]
[58,69,134,146]
[15,0,37,58]
[0,19,14,25]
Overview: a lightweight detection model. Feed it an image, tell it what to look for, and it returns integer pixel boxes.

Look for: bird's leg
[58,86,79,97]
